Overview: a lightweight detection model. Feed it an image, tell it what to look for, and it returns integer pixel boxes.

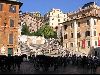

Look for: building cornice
[60,15,100,24]
[68,3,100,17]
[0,0,23,8]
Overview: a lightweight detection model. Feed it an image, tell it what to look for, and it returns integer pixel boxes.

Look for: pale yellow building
[61,2,100,56]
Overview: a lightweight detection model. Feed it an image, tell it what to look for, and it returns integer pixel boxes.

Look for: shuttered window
[94,31,96,36]
[87,20,90,25]
[70,43,73,47]
[0,4,3,11]
[71,33,73,38]
[10,19,14,27]
[88,41,90,46]
[95,41,97,46]
[9,34,13,44]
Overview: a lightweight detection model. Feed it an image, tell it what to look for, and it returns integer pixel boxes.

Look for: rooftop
[82,2,96,9]
[8,0,17,1]
[0,0,23,7]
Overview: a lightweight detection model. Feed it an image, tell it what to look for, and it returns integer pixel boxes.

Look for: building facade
[19,12,44,33]
[0,0,22,56]
[44,8,68,29]
[62,2,100,56]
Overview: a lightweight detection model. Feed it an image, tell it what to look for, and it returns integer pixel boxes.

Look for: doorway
[95,51,97,56]
[8,48,13,56]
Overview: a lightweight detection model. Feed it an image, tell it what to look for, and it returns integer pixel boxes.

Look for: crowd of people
[29,54,100,73]
[0,54,100,74]
[0,55,23,72]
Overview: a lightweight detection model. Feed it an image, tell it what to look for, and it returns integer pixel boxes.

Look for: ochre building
[0,0,22,56]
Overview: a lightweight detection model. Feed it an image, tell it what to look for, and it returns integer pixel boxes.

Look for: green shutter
[8,48,13,56]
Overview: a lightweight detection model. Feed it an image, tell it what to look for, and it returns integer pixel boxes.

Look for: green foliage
[33,24,57,39]
[21,23,57,39]
[21,23,30,35]
[28,32,35,36]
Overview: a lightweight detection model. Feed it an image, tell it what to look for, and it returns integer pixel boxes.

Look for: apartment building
[44,8,68,29]
[0,0,22,56]
[19,12,44,33]
[61,2,100,56]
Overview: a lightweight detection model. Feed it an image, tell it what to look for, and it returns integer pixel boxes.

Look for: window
[17,49,18,52]
[10,19,14,27]
[64,15,66,17]
[85,31,90,37]
[95,41,97,46]
[64,25,67,30]
[78,22,80,27]
[64,18,66,21]
[71,23,73,28]
[88,41,90,46]
[55,26,58,30]
[0,4,3,11]
[8,48,13,56]
[54,10,55,13]
[82,14,86,16]
[71,33,73,38]
[66,43,67,48]
[94,31,96,36]
[78,42,80,47]
[52,23,53,25]
[58,14,60,18]
[58,19,60,22]
[52,18,54,20]
[64,34,67,39]
[94,20,96,25]
[77,32,81,38]
[87,20,90,25]
[4,22,6,26]
[0,34,2,44]
[9,5,16,13]
[9,33,13,44]
[70,43,73,47]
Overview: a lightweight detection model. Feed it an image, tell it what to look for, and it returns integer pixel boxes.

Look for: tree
[21,23,30,35]
[34,24,57,39]
[21,23,57,38]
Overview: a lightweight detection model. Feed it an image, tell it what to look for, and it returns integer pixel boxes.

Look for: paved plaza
[0,61,100,74]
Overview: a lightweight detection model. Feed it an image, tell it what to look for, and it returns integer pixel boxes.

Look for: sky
[20,0,100,16]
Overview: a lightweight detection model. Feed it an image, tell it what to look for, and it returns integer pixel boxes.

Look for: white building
[44,8,68,29]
